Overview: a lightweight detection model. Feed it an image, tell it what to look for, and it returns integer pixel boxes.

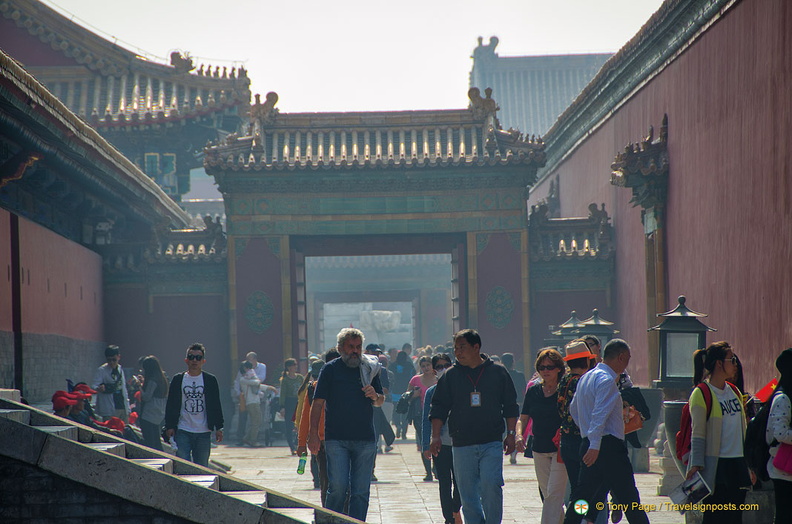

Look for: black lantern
[580,308,620,346]
[551,310,585,344]
[649,295,715,387]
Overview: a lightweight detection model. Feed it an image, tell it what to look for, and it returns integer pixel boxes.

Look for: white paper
[668,471,712,514]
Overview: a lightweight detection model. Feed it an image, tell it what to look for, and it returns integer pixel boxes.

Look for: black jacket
[429,357,519,447]
[165,371,224,432]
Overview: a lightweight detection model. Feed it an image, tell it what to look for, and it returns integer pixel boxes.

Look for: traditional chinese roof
[0,0,251,127]
[101,223,227,273]
[527,201,614,262]
[204,89,545,176]
[0,49,189,238]
[306,254,451,270]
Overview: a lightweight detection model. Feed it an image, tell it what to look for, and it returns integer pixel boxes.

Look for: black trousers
[773,478,792,524]
[434,444,461,523]
[560,434,583,495]
[563,435,649,524]
[702,456,750,524]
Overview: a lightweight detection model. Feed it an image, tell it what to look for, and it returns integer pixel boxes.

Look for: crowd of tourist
[43,328,792,524]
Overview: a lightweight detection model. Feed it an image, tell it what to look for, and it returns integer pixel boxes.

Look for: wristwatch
[507,430,516,436]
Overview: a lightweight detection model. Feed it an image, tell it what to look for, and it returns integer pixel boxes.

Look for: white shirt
[711,383,743,458]
[767,392,792,480]
[253,362,267,383]
[232,362,267,396]
[570,362,624,450]
[178,373,210,433]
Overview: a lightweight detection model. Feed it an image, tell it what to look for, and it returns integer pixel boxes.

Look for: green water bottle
[296,452,308,475]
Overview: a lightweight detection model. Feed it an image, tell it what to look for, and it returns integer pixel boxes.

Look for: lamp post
[547,310,585,346]
[649,295,715,390]
[580,308,620,347]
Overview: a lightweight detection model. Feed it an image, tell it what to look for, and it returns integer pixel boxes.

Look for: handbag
[623,404,643,434]
[239,392,247,412]
[773,442,792,474]
[395,391,412,414]
[552,428,564,463]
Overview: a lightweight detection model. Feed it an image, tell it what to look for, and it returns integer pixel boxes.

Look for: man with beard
[308,328,384,522]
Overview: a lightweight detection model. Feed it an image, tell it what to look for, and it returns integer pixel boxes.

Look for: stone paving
[210,429,686,524]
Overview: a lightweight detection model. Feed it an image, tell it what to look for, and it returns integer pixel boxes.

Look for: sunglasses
[434,363,452,370]
[186,354,204,361]
[725,356,738,365]
[537,365,557,371]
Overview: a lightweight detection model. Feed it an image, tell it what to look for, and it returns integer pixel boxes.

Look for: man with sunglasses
[165,343,224,467]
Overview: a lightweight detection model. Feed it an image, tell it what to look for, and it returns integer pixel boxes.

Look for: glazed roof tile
[0,0,250,125]
[204,90,545,172]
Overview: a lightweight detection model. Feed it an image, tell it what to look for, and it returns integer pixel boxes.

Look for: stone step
[179,474,219,490]
[130,458,174,473]
[35,425,78,440]
[0,409,30,425]
[269,507,319,523]
[83,442,126,456]
[223,490,267,506]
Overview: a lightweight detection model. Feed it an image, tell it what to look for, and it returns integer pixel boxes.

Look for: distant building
[470,36,611,137]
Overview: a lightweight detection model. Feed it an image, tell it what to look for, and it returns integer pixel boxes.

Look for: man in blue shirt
[564,339,649,524]
[308,328,384,522]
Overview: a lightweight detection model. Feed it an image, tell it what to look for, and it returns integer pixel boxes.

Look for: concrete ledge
[0,389,21,401]
[0,408,30,424]
[36,425,78,441]
[35,426,269,523]
[0,415,48,465]
[0,398,361,523]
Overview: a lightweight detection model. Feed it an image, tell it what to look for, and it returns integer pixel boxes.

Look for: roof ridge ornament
[170,51,195,74]
[251,92,279,128]
[468,86,499,122]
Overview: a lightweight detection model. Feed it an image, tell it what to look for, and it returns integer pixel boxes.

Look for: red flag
[755,378,778,403]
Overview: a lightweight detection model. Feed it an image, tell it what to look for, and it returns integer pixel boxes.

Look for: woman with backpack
[767,348,792,523]
[686,341,754,524]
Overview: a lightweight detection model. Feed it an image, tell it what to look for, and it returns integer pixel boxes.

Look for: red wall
[104,288,231,387]
[19,216,103,341]
[234,238,285,378]
[475,232,525,357]
[531,290,614,355]
[528,0,792,391]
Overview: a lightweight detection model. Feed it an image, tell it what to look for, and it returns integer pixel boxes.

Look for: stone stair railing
[0,394,359,524]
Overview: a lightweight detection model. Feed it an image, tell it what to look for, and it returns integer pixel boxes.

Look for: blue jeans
[452,441,504,524]
[175,429,211,467]
[324,439,377,522]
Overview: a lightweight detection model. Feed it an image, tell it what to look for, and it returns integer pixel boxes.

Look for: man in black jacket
[429,329,519,524]
[165,343,224,467]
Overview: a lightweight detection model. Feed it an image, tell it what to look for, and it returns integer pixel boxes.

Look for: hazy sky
[43,0,664,113]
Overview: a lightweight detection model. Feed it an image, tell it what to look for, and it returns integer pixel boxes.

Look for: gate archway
[205,91,546,370]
